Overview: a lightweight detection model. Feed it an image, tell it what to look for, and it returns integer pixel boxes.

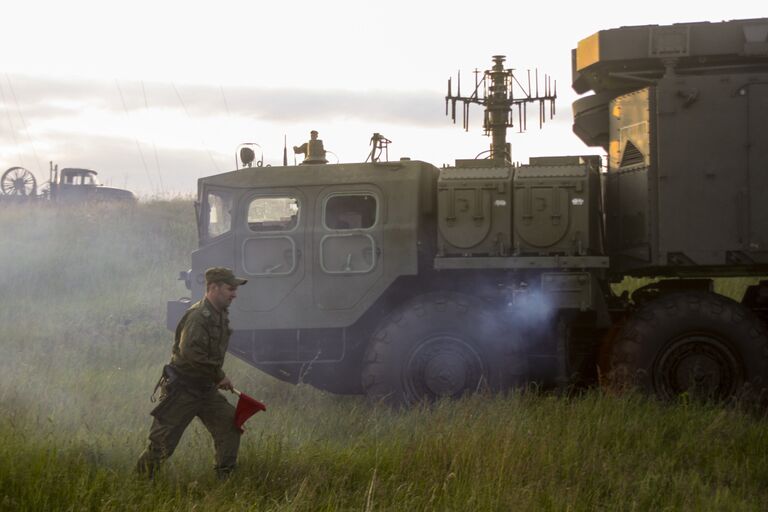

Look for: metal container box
[437,162,513,256]
[513,156,601,256]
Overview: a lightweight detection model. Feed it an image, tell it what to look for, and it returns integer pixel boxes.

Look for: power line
[5,74,43,174]
[171,82,220,173]
[141,80,166,195]
[116,79,155,194]
[0,80,24,168]
[220,84,231,117]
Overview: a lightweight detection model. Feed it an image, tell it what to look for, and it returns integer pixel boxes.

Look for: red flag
[233,391,267,433]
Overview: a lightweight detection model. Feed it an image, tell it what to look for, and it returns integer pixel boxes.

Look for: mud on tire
[608,291,768,401]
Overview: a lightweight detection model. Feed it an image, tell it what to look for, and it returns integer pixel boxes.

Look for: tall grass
[1,201,767,511]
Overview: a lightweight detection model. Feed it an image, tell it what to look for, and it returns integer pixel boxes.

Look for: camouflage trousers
[136,386,240,478]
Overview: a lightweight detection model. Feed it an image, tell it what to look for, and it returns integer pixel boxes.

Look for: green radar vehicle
[169,17,768,405]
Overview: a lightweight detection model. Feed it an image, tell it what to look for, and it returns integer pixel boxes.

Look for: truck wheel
[608,292,768,401]
[361,292,514,406]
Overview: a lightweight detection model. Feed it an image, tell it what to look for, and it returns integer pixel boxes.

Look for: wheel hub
[424,353,469,396]
[13,177,26,194]
[405,336,484,402]
[654,334,742,400]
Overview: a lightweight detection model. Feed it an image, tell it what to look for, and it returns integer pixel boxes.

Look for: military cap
[205,267,248,286]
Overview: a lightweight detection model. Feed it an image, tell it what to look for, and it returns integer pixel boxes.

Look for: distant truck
[169,17,768,406]
[0,163,135,203]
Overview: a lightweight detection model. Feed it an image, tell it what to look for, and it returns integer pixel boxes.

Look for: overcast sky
[1,1,765,197]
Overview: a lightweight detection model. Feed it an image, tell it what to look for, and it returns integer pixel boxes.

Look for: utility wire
[5,74,43,174]
[220,84,231,117]
[141,80,166,195]
[171,82,220,173]
[0,80,24,168]
[116,79,155,194]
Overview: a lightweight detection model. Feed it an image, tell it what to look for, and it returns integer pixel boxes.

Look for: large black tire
[361,292,520,406]
[608,291,768,401]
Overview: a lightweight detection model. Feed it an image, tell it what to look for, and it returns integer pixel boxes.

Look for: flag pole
[231,388,242,397]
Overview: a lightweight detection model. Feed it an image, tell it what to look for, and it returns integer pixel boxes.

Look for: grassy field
[1,201,767,511]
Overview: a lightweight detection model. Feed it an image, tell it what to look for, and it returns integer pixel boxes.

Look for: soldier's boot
[214,464,236,480]
[136,450,162,480]
[198,391,241,482]
[212,436,239,481]
[136,402,195,480]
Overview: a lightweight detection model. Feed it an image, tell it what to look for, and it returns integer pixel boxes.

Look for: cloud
[2,73,573,128]
[0,74,448,196]
[0,74,446,127]
[0,73,577,197]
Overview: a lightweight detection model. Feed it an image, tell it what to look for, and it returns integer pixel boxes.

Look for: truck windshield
[63,173,97,185]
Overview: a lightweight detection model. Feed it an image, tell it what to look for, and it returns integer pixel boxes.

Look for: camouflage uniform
[136,297,240,478]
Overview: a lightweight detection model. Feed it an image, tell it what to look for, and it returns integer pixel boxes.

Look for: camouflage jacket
[170,298,231,385]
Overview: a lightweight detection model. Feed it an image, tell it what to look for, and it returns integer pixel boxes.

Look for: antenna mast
[445,55,557,164]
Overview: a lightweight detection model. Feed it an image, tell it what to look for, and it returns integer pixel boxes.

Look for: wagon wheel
[1,167,37,196]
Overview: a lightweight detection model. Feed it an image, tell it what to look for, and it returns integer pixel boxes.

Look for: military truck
[168,17,768,405]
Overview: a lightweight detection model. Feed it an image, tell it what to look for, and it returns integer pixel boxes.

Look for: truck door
[312,187,384,310]
[236,190,306,312]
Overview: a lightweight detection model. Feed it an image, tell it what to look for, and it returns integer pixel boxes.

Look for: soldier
[292,130,328,164]
[136,267,247,479]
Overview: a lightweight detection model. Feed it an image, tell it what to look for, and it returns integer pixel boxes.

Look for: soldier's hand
[217,377,233,391]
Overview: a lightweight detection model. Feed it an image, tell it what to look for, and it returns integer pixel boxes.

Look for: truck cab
[50,166,135,202]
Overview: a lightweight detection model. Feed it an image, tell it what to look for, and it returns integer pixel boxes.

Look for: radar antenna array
[445,55,557,163]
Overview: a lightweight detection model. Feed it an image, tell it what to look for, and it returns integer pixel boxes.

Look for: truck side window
[207,191,233,239]
[325,194,377,230]
[247,197,299,232]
